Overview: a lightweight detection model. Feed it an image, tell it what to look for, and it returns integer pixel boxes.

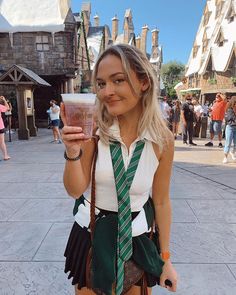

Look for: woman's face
[95,54,147,117]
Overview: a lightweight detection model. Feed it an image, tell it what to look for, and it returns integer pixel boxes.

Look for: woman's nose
[104,82,115,96]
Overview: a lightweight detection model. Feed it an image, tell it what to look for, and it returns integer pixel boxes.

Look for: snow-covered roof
[150,56,160,63]
[124,9,132,18]
[114,33,124,44]
[186,0,236,76]
[87,26,104,70]
[174,82,183,90]
[0,0,70,33]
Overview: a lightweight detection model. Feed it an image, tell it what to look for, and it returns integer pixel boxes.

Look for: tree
[161,61,185,99]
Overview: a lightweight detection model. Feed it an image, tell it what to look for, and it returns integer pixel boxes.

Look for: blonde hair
[92,44,170,151]
[226,96,236,110]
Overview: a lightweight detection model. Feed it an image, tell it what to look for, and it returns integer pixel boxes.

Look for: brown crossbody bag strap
[90,135,99,240]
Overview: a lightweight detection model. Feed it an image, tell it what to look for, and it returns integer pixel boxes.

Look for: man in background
[205,93,227,147]
[181,95,197,146]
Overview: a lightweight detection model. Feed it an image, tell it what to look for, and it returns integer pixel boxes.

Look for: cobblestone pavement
[0,129,236,295]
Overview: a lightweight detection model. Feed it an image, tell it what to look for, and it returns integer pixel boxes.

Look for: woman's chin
[107,108,122,117]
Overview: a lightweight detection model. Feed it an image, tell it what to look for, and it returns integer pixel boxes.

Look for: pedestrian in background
[62,44,177,295]
[47,100,62,143]
[222,96,236,164]
[0,96,11,160]
[181,95,197,146]
[160,96,171,124]
[205,93,227,148]
[192,98,203,137]
[172,100,181,139]
[4,99,12,131]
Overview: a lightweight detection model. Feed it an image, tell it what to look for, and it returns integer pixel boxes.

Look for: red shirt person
[205,93,227,147]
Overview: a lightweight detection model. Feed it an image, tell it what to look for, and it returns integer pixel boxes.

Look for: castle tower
[136,35,141,49]
[123,9,134,44]
[94,14,99,27]
[81,2,91,34]
[112,15,119,42]
[151,28,159,58]
[140,25,149,54]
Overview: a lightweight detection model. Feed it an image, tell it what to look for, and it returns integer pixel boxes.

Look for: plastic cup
[61,93,96,138]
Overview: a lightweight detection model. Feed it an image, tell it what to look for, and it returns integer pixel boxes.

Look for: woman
[171,100,181,139]
[61,44,177,295]
[223,96,236,164]
[48,100,62,143]
[0,96,11,160]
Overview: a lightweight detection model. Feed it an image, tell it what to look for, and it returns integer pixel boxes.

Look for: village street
[0,129,236,295]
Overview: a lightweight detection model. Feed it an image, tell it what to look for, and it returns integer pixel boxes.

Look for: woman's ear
[141,78,149,92]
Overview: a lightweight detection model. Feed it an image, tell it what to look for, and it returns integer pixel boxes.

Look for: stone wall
[201,71,235,93]
[0,18,77,76]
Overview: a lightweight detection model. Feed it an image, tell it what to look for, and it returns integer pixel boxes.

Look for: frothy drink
[61,93,96,138]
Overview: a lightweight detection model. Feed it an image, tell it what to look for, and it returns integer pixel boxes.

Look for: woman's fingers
[61,126,88,142]
[62,133,87,141]
[62,126,82,134]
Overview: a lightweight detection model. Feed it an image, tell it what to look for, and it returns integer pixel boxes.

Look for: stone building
[79,3,162,96]
[0,0,80,125]
[75,3,112,92]
[182,0,236,103]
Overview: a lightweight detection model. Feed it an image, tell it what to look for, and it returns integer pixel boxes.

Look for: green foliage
[161,61,185,99]
[208,78,217,85]
[231,76,236,83]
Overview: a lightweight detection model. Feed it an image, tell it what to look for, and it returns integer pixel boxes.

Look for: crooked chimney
[94,14,99,27]
[136,35,141,49]
[151,28,159,58]
[140,25,149,54]
[112,15,119,42]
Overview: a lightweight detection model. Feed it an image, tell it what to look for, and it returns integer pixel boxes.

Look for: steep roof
[87,26,104,70]
[0,0,70,33]
[186,0,236,76]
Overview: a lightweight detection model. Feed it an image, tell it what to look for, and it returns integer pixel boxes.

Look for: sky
[71,0,206,65]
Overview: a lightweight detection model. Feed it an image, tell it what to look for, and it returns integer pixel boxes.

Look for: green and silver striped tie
[110,140,145,295]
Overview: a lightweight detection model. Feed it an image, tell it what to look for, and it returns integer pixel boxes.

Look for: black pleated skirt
[64,222,91,287]
[64,221,161,291]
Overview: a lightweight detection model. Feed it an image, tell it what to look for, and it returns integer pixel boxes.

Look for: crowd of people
[159,93,236,164]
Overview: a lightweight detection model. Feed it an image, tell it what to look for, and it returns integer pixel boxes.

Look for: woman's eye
[114,79,125,84]
[97,82,106,89]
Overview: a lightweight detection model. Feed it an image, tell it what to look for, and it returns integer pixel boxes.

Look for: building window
[226,5,235,23]
[215,30,225,47]
[195,74,200,87]
[36,35,49,51]
[193,45,199,58]
[202,31,208,53]
[203,6,211,26]
[188,75,194,88]
[215,0,224,19]
[228,55,236,76]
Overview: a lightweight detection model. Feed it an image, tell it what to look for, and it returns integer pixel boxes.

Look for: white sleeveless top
[84,121,159,212]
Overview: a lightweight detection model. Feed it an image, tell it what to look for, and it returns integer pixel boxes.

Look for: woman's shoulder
[151,129,174,161]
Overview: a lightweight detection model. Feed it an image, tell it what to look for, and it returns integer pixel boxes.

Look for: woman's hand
[60,102,88,157]
[160,260,178,292]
